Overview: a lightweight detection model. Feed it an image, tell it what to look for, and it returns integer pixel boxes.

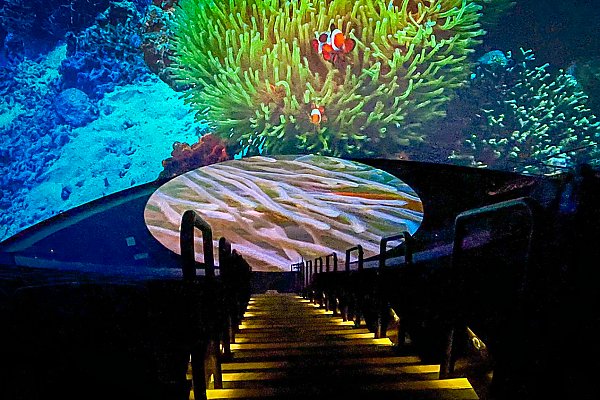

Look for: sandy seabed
[2,77,204,241]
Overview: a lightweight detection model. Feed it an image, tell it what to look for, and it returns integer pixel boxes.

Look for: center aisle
[202,292,478,400]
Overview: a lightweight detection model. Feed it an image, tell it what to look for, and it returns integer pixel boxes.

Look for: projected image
[3,1,600,244]
[144,155,423,272]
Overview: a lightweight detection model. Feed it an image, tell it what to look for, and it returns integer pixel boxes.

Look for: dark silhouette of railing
[440,197,538,388]
[325,252,338,272]
[180,209,215,281]
[379,231,413,268]
[298,195,541,398]
[345,245,364,272]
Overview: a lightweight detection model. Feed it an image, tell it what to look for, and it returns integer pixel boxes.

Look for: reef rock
[54,88,98,127]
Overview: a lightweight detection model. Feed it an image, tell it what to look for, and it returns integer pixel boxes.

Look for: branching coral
[477,0,514,30]
[450,49,600,174]
[170,0,502,157]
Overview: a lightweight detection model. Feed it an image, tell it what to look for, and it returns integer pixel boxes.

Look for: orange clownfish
[311,24,356,64]
[310,104,327,125]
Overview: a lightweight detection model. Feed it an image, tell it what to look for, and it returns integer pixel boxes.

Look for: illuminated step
[234,331,374,343]
[241,312,342,319]
[205,378,478,399]
[234,328,361,339]
[246,301,324,305]
[222,356,422,372]
[238,322,355,329]
[239,317,339,323]
[239,320,355,329]
[244,310,325,314]
[241,315,344,321]
[230,344,396,360]
[246,305,330,310]
[221,364,439,382]
[243,311,334,317]
[236,328,369,338]
[231,338,392,351]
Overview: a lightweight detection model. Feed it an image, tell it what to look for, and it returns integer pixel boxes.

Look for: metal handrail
[379,231,413,268]
[180,210,215,281]
[452,196,537,296]
[441,196,539,378]
[345,245,364,272]
[290,262,303,272]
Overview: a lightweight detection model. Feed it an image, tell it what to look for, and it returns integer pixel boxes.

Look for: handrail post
[345,245,364,327]
[218,237,233,358]
[304,261,309,290]
[315,257,323,274]
[345,245,364,271]
[379,232,413,269]
[324,253,337,272]
[314,257,324,306]
[180,210,215,281]
[219,237,231,275]
[302,261,306,290]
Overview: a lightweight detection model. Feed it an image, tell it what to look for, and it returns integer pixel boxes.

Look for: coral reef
[448,49,600,174]
[60,1,152,99]
[0,0,111,57]
[159,134,230,179]
[140,2,180,87]
[1,77,203,242]
[0,0,209,242]
[478,0,515,29]
[0,45,71,234]
[170,0,506,157]
[571,56,600,116]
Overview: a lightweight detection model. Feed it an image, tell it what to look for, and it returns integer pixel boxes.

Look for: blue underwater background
[1,0,600,242]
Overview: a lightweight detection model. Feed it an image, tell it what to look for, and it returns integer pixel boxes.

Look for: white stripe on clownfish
[311,24,356,64]
[309,103,327,125]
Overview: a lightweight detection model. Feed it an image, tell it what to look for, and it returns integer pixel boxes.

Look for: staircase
[194,292,479,400]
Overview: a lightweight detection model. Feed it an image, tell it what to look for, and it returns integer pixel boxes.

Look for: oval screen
[144,155,423,272]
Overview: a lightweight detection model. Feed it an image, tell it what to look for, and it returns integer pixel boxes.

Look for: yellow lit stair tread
[222,365,439,382]
[234,332,374,343]
[231,338,392,350]
[236,327,370,338]
[199,293,478,400]
[238,320,355,329]
[206,379,477,399]
[221,356,422,371]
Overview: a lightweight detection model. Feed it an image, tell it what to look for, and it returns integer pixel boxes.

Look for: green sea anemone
[170,0,502,157]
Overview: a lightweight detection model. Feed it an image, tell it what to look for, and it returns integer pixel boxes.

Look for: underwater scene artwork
[1,1,600,245]
[144,155,423,271]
